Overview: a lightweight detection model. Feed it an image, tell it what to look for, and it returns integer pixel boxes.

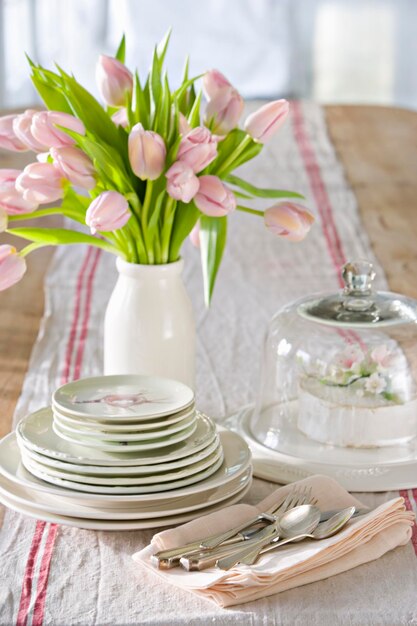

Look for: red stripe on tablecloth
[291,101,346,287]
[399,490,417,556]
[16,248,99,626]
[73,248,102,381]
[30,249,102,625]
[60,247,94,385]
[31,524,59,626]
[16,522,47,626]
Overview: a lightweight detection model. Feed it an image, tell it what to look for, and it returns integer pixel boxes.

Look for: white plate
[53,375,194,420]
[0,481,252,530]
[17,408,216,465]
[17,435,221,476]
[52,418,197,452]
[20,444,223,486]
[230,404,417,492]
[0,470,252,520]
[53,405,196,431]
[53,411,197,441]
[22,449,225,494]
[2,430,251,502]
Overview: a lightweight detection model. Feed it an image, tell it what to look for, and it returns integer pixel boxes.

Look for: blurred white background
[0,0,416,109]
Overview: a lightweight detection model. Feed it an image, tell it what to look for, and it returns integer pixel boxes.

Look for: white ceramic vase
[104,257,196,388]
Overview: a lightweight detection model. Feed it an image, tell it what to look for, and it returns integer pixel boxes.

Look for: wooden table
[1,104,416,439]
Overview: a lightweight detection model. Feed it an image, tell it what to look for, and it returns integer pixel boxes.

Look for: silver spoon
[217,506,356,570]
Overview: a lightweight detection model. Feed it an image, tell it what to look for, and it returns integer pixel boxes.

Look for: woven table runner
[0,101,416,626]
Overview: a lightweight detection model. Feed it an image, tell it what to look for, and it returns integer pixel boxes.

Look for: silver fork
[199,486,315,550]
[152,486,315,570]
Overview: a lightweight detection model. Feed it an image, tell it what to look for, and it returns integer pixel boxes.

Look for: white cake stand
[224,404,417,492]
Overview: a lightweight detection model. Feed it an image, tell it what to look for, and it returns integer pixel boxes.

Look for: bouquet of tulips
[0,32,313,303]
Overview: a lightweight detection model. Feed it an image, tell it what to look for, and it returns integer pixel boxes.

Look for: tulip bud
[165,162,199,203]
[13,110,48,152]
[0,114,29,152]
[0,169,38,214]
[31,111,85,149]
[194,176,236,217]
[50,147,96,190]
[0,245,27,291]
[203,69,234,100]
[177,127,218,174]
[264,202,314,242]
[86,191,130,234]
[96,55,133,107]
[16,162,65,204]
[128,123,166,181]
[189,221,200,248]
[111,107,129,129]
[244,99,289,144]
[204,87,244,135]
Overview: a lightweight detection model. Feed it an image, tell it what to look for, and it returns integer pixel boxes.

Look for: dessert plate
[20,444,223,486]
[51,419,197,452]
[18,434,220,476]
[229,404,417,491]
[53,405,196,431]
[17,408,216,466]
[2,430,251,502]
[0,481,252,531]
[53,411,196,441]
[1,467,252,517]
[53,375,194,420]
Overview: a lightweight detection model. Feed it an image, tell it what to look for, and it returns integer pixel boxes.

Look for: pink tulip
[166,162,199,203]
[177,127,218,173]
[0,114,29,152]
[111,107,129,128]
[86,191,130,234]
[128,123,166,181]
[244,99,289,143]
[189,221,200,248]
[204,87,244,134]
[16,162,65,204]
[96,55,133,107]
[179,113,191,136]
[203,69,233,101]
[0,245,27,291]
[0,169,38,214]
[194,175,236,217]
[50,147,96,190]
[264,202,314,242]
[13,110,48,152]
[31,111,85,149]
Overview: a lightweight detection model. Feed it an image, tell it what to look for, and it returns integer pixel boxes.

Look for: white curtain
[0,0,416,110]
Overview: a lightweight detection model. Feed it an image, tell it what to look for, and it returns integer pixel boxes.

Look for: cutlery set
[152,487,360,571]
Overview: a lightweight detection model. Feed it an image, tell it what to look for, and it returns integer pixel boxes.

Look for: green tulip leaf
[7,227,120,255]
[199,215,227,306]
[225,174,305,200]
[169,200,200,262]
[115,34,126,63]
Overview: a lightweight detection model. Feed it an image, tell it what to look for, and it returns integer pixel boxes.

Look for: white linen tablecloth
[1,101,416,626]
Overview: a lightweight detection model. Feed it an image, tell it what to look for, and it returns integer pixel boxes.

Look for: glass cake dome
[251,261,417,449]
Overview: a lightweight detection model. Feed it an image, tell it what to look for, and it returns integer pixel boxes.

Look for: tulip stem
[236,205,264,217]
[8,208,64,222]
[20,243,47,257]
[141,181,155,264]
[161,197,176,263]
[215,135,252,177]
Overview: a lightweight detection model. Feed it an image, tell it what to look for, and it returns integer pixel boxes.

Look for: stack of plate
[0,376,252,530]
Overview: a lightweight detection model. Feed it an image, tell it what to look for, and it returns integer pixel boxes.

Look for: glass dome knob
[342,260,376,295]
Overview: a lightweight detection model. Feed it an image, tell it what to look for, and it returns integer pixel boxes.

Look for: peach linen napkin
[132,475,415,607]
